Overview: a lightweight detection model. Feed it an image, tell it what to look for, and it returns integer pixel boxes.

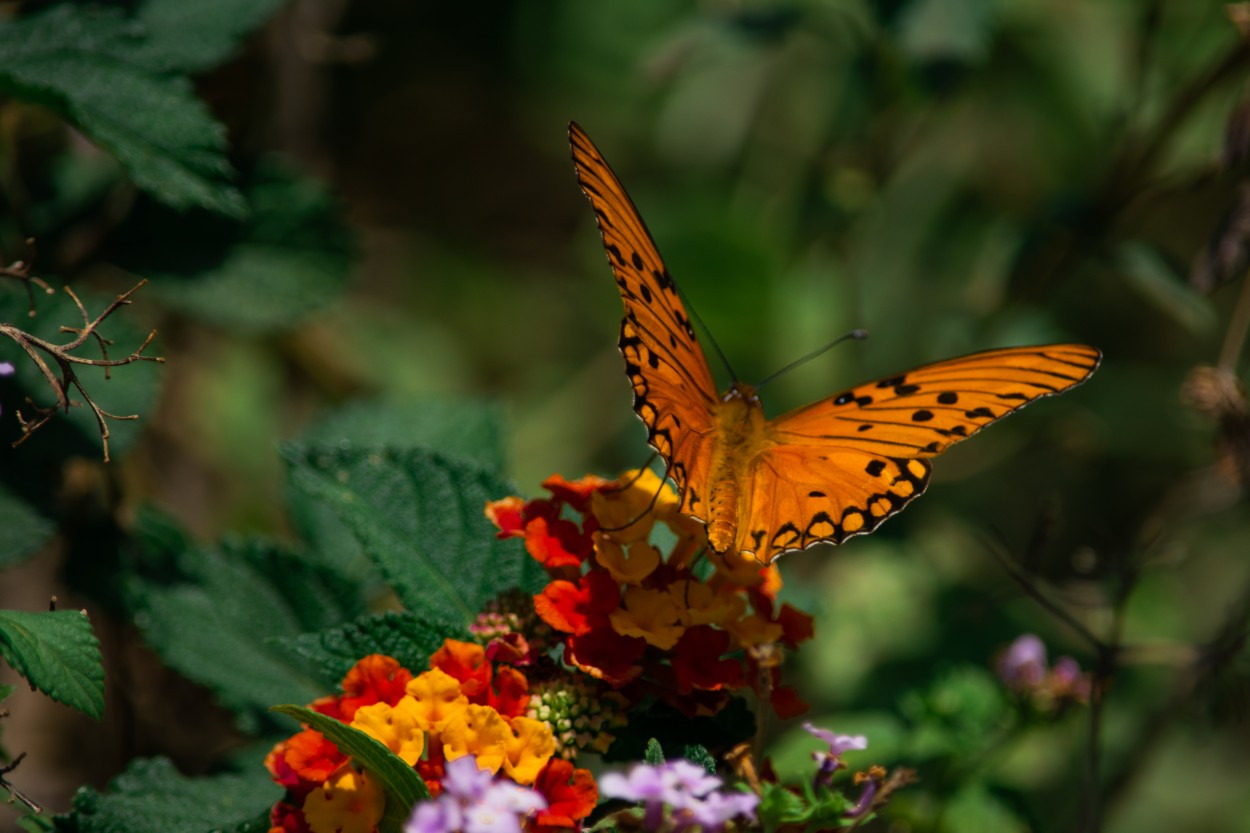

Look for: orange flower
[609,586,685,650]
[431,640,492,700]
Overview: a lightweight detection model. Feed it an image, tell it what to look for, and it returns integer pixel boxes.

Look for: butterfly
[569,122,1101,564]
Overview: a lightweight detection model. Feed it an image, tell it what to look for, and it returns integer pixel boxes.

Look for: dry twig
[0,279,164,461]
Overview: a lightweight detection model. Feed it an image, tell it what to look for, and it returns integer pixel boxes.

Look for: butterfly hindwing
[570,122,720,497]
[737,449,931,561]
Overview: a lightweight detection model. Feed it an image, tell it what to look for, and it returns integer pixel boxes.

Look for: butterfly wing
[732,344,1101,562]
[569,122,721,511]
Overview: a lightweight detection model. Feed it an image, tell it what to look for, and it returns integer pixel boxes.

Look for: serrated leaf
[271,704,430,831]
[0,609,104,719]
[0,4,244,217]
[683,744,716,773]
[59,757,280,833]
[644,738,665,765]
[270,612,463,690]
[115,163,354,332]
[0,484,55,567]
[281,445,546,626]
[132,0,286,73]
[123,526,362,732]
[288,399,506,569]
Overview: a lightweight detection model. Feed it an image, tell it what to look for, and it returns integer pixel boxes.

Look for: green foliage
[0,609,103,719]
[644,737,665,766]
[0,2,264,218]
[270,705,430,831]
[282,444,545,625]
[0,484,54,567]
[900,666,1012,764]
[122,517,363,732]
[55,757,279,833]
[757,781,854,833]
[111,163,355,332]
[270,611,463,690]
[684,744,716,773]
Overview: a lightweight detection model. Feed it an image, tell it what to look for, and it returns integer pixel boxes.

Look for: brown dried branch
[0,752,42,814]
[0,279,165,462]
[0,239,55,317]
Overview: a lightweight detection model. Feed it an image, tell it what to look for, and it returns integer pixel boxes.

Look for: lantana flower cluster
[486,471,815,718]
[265,643,597,833]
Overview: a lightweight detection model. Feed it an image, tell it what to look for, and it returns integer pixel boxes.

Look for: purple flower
[803,722,868,788]
[997,634,1047,689]
[405,755,546,833]
[600,760,756,832]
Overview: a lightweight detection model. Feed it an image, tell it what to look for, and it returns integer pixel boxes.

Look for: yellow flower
[503,716,556,785]
[674,579,745,628]
[350,701,424,765]
[594,533,660,585]
[591,469,669,544]
[441,704,512,774]
[303,768,384,833]
[610,585,685,649]
[727,612,784,647]
[404,669,468,732]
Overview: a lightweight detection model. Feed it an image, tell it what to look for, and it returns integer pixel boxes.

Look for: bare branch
[1,279,165,461]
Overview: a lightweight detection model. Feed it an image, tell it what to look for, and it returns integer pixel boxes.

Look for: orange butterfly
[569,122,1100,564]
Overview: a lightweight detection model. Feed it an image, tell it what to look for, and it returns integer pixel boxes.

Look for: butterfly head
[723,381,760,406]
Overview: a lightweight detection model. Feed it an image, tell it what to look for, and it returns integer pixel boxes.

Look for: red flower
[540,473,610,514]
[534,570,620,636]
[337,654,413,721]
[523,515,592,570]
[673,627,745,693]
[565,627,646,686]
[266,729,345,789]
[530,759,598,831]
[486,496,526,537]
[269,801,312,833]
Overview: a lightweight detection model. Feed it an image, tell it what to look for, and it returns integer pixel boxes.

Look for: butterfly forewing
[570,122,721,499]
[768,345,1102,459]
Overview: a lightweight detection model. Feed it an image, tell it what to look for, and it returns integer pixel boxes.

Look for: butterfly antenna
[754,329,868,390]
[601,454,660,494]
[598,463,671,533]
[675,281,740,382]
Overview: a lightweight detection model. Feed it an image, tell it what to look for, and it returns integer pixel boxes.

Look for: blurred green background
[3,1,1250,831]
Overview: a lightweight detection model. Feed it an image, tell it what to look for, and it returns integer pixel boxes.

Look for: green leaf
[684,744,716,773]
[287,398,506,569]
[0,609,104,719]
[123,525,363,732]
[58,757,280,833]
[0,485,55,567]
[271,704,430,830]
[897,0,996,64]
[270,612,463,690]
[0,4,245,217]
[757,782,810,828]
[644,738,665,766]
[132,0,287,73]
[281,445,546,626]
[900,665,1010,763]
[114,162,354,332]
[299,399,507,473]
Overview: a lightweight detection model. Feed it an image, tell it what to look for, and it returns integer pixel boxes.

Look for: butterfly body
[570,122,1101,563]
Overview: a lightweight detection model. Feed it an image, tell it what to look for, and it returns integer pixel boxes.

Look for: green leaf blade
[0,609,104,719]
